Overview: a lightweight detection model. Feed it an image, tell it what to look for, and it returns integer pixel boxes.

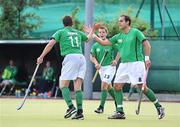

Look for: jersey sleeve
[90,44,96,57]
[51,30,62,42]
[109,34,118,45]
[78,31,88,42]
[136,29,146,43]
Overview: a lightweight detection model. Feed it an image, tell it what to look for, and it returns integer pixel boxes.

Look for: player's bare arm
[111,52,120,66]
[90,54,100,70]
[84,24,112,46]
[143,40,151,68]
[37,39,56,64]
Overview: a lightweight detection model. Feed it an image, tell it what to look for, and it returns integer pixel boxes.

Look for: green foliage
[0,0,43,39]
[71,7,84,31]
[95,7,158,38]
[71,7,158,38]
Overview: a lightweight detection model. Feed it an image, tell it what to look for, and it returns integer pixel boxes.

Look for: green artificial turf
[0,98,179,127]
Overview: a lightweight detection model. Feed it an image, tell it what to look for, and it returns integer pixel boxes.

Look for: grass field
[0,98,180,127]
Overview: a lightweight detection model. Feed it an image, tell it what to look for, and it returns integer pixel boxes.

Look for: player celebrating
[37,16,93,120]
[90,26,119,113]
[92,15,165,119]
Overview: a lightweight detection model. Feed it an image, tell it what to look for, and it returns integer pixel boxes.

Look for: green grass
[0,98,180,127]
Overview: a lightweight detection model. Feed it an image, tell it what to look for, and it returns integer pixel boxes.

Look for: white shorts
[114,61,145,85]
[99,65,116,84]
[60,54,86,81]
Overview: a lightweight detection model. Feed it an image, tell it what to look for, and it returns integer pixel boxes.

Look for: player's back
[52,27,88,56]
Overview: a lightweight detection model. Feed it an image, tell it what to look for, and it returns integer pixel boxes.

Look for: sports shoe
[108,111,126,119]
[71,113,84,120]
[94,107,104,114]
[157,107,165,119]
[64,107,76,118]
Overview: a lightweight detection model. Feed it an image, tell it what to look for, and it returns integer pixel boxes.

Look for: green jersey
[109,28,146,63]
[2,66,17,80]
[52,27,88,56]
[42,67,54,81]
[90,42,116,66]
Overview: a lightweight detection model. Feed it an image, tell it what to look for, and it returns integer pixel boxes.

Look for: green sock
[115,89,123,112]
[61,87,73,107]
[108,88,115,100]
[145,88,161,108]
[136,87,141,93]
[100,90,107,108]
[75,90,83,109]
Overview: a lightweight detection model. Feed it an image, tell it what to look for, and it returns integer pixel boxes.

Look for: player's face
[118,16,129,29]
[98,29,107,40]
[9,60,14,66]
[46,61,50,67]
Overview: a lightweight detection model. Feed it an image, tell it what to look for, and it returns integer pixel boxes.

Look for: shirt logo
[117,39,123,43]
[96,48,100,52]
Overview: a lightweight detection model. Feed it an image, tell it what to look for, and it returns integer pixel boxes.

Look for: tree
[96,7,158,38]
[0,0,43,39]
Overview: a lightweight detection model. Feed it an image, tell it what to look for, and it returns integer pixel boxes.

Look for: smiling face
[98,27,108,40]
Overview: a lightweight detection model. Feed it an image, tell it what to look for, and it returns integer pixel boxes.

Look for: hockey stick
[92,50,108,83]
[0,85,7,96]
[16,64,40,110]
[135,67,149,115]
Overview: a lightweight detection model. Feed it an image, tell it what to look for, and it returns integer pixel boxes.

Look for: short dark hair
[62,16,73,27]
[120,15,131,26]
[99,26,108,33]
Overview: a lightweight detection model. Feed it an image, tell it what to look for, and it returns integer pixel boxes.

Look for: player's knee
[114,83,123,90]
[74,86,81,91]
[101,82,108,90]
[101,86,108,90]
[107,84,113,89]
[143,85,148,93]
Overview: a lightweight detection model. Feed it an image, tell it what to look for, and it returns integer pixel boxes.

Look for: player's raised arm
[84,24,112,46]
[93,35,112,46]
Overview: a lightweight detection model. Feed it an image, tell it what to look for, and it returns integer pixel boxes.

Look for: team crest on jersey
[117,39,123,43]
[96,48,100,52]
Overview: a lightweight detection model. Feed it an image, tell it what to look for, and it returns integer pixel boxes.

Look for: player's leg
[0,81,6,96]
[71,78,84,120]
[108,63,129,119]
[141,85,165,119]
[107,83,115,100]
[95,66,116,113]
[60,55,79,118]
[71,54,86,120]
[108,83,126,119]
[60,80,76,118]
[131,61,165,119]
[95,81,108,114]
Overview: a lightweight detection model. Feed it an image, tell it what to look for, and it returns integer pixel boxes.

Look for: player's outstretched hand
[83,25,92,33]
[92,23,102,32]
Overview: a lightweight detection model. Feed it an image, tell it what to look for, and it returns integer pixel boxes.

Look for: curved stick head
[16,105,23,110]
[136,110,140,115]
